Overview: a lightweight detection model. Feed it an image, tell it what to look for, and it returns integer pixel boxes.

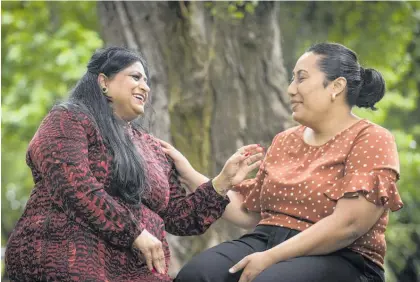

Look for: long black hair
[307,43,385,110]
[63,46,151,205]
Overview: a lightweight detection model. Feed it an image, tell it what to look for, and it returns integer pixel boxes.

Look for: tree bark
[98,1,291,276]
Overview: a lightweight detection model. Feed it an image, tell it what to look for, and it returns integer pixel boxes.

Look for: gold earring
[102,87,108,95]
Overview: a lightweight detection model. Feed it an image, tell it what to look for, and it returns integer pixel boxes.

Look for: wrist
[265,247,286,264]
[176,163,195,177]
[212,175,230,196]
[183,169,202,189]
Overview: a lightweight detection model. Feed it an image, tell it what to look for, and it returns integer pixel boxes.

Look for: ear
[330,77,347,101]
[98,73,109,89]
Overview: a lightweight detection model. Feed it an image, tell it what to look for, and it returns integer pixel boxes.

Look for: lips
[133,93,146,104]
[290,101,302,110]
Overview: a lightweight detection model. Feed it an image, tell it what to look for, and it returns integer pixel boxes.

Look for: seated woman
[5,46,265,282]
[168,43,403,282]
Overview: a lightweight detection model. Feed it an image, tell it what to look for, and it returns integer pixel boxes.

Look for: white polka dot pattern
[233,120,403,268]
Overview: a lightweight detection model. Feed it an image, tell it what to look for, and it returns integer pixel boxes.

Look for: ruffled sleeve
[324,170,403,211]
[324,125,403,211]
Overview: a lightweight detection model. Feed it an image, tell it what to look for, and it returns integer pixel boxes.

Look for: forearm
[181,169,229,196]
[181,169,209,192]
[267,214,358,262]
[222,191,261,229]
[177,170,260,229]
[161,180,230,235]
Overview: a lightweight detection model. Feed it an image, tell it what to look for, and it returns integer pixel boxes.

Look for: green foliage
[1,1,103,250]
[205,1,258,21]
[1,1,419,281]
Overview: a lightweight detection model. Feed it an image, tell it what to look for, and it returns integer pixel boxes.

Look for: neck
[114,113,133,127]
[308,109,359,138]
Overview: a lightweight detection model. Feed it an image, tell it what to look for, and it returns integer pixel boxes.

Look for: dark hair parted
[307,43,385,110]
[62,46,151,205]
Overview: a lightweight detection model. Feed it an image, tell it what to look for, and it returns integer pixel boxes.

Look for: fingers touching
[133,230,166,275]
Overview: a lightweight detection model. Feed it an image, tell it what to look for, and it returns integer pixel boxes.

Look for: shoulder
[353,120,395,144]
[52,104,95,125]
[347,120,399,168]
[132,131,172,167]
[132,130,166,154]
[272,125,301,144]
[143,133,162,147]
[38,104,98,138]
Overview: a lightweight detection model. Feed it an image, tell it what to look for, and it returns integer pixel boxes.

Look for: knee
[175,259,207,282]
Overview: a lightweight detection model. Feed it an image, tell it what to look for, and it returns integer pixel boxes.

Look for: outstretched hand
[159,139,265,195]
[213,144,265,195]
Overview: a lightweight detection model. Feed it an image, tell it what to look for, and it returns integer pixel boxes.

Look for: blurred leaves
[1,1,103,246]
[205,1,258,21]
[1,1,419,281]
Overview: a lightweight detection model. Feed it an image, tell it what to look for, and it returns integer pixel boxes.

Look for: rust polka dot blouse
[235,119,403,268]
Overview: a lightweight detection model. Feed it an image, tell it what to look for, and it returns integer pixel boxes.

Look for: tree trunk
[98,1,291,276]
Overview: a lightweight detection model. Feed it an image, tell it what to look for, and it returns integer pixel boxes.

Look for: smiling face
[99,61,150,121]
[287,52,337,125]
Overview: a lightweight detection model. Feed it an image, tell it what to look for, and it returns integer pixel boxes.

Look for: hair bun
[356,68,386,110]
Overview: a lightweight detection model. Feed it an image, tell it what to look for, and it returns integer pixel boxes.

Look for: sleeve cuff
[196,180,231,210]
[324,172,403,212]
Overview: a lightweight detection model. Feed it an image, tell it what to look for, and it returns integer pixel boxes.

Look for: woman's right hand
[133,230,166,274]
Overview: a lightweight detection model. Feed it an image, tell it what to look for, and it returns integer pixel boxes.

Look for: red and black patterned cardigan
[5,107,230,282]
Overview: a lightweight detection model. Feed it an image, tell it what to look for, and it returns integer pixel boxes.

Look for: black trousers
[175,225,384,282]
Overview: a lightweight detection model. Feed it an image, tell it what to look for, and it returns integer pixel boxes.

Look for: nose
[140,80,150,93]
[287,80,297,97]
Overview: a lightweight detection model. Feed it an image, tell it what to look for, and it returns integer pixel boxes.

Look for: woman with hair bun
[172,43,403,282]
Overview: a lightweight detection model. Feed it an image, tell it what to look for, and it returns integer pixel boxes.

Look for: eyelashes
[131,75,140,81]
[290,76,305,84]
[131,74,148,84]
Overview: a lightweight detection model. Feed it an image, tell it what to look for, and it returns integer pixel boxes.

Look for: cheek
[116,81,135,97]
[311,94,331,113]
[299,85,330,111]
[110,82,132,104]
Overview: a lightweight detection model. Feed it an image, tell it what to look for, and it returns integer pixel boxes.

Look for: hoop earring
[102,87,108,95]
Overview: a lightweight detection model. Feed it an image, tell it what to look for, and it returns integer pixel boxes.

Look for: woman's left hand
[212,144,265,194]
[229,251,276,282]
[159,139,195,178]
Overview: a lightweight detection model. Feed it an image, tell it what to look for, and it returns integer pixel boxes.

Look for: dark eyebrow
[292,70,308,76]
[131,71,148,82]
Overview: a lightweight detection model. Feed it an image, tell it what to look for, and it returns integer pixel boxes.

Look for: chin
[133,105,145,116]
[292,112,307,125]
[135,110,145,116]
[125,109,144,122]
[292,112,302,122]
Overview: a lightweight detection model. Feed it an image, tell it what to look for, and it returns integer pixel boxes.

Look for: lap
[253,254,363,282]
[176,226,367,282]
[175,233,268,282]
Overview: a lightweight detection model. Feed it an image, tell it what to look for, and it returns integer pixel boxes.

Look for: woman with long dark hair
[5,46,264,282]
[171,43,404,282]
